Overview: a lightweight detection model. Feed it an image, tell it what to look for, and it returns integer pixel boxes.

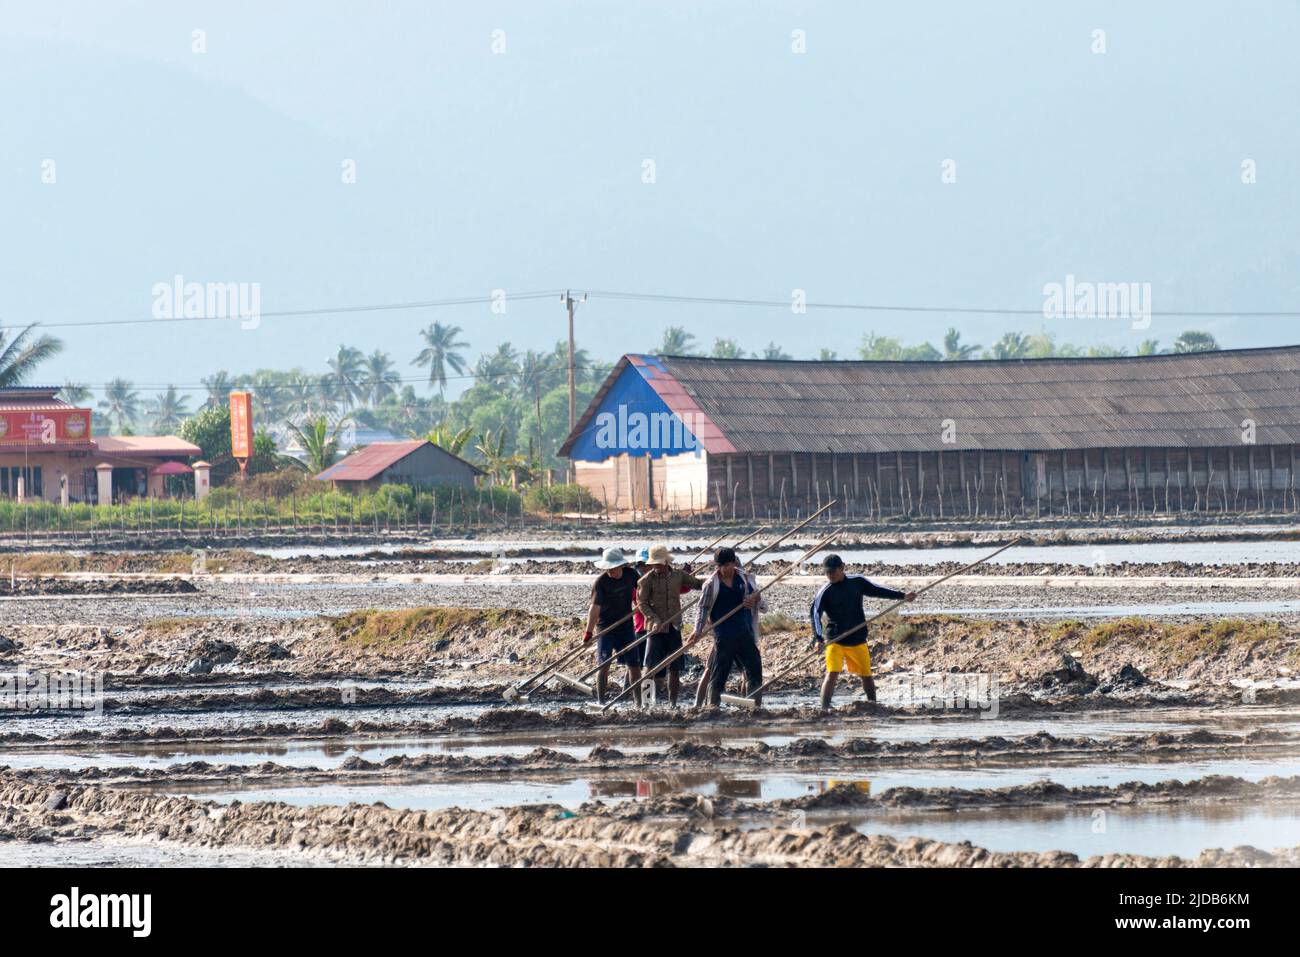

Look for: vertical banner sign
[229,391,254,478]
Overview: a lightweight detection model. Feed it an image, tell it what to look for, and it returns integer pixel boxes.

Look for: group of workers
[582,542,917,709]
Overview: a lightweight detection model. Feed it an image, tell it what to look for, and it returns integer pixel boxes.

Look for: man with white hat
[635,544,704,706]
[583,547,643,705]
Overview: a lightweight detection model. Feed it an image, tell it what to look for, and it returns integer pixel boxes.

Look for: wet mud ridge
[8,601,1300,697]
[3,772,1298,867]
[8,729,1299,790]
[3,528,1300,868]
[0,577,197,597]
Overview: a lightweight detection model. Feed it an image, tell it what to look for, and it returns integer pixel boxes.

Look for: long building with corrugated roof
[559,347,1300,517]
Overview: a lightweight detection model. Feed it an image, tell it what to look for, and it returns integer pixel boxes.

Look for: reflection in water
[821,780,872,796]
[589,773,764,800]
[587,774,872,801]
[849,802,1300,859]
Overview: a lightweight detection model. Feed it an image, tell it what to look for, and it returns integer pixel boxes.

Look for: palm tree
[942,328,981,360]
[358,385,443,438]
[711,338,745,359]
[1024,332,1057,358]
[516,350,557,396]
[475,429,512,483]
[428,423,473,456]
[474,342,519,383]
[516,350,556,456]
[988,332,1030,360]
[859,333,903,360]
[478,429,536,488]
[148,385,191,432]
[413,322,469,396]
[1136,339,1162,356]
[363,350,400,405]
[59,382,92,405]
[326,345,367,407]
[0,323,63,387]
[658,326,697,356]
[98,379,141,432]
[201,371,234,409]
[1173,330,1219,353]
[286,416,348,474]
[758,342,792,360]
[242,369,303,424]
[549,340,593,384]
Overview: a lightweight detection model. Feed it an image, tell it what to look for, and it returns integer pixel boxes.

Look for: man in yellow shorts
[810,554,916,710]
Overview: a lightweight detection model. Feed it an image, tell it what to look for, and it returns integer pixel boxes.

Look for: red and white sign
[0,409,93,445]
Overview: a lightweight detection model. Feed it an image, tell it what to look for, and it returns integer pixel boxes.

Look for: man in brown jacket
[636,543,704,706]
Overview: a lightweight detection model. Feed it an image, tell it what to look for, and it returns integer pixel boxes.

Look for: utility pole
[562,290,586,482]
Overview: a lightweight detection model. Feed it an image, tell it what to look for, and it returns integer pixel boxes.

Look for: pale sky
[2,1,1297,402]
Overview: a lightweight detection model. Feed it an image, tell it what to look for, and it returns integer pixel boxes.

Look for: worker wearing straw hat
[636,543,704,706]
[584,547,643,706]
[811,554,916,709]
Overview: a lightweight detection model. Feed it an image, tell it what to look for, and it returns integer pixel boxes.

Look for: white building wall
[575,450,708,512]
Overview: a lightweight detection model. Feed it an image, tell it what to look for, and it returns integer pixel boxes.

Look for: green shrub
[523,483,601,514]
[246,468,312,498]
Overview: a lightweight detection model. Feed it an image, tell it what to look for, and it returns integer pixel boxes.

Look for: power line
[6,286,1298,333]
[583,289,1300,318]
[10,290,564,331]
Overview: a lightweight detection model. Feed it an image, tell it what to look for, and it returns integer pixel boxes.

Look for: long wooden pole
[503,614,625,701]
[561,526,769,686]
[563,506,833,688]
[739,538,1022,702]
[515,523,777,700]
[600,527,843,711]
[684,530,730,567]
[504,530,740,701]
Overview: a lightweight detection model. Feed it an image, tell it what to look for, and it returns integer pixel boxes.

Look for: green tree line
[0,317,1226,491]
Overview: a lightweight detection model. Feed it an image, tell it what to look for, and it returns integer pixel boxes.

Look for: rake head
[720,693,757,710]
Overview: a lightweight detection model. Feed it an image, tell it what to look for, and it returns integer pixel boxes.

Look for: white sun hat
[595,547,631,570]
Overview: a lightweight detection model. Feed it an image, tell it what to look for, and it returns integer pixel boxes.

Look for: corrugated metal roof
[315,440,485,482]
[0,386,75,413]
[562,347,1300,456]
[0,387,63,401]
[95,435,202,457]
[316,440,427,481]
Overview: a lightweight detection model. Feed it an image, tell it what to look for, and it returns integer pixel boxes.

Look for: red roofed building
[314,439,483,491]
[0,387,199,503]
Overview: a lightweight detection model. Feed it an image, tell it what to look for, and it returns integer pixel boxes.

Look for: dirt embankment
[4,603,1297,697]
[0,578,196,597]
[0,606,572,679]
[2,772,1296,867]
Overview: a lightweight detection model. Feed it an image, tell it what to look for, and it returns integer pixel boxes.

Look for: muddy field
[3,526,1300,867]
